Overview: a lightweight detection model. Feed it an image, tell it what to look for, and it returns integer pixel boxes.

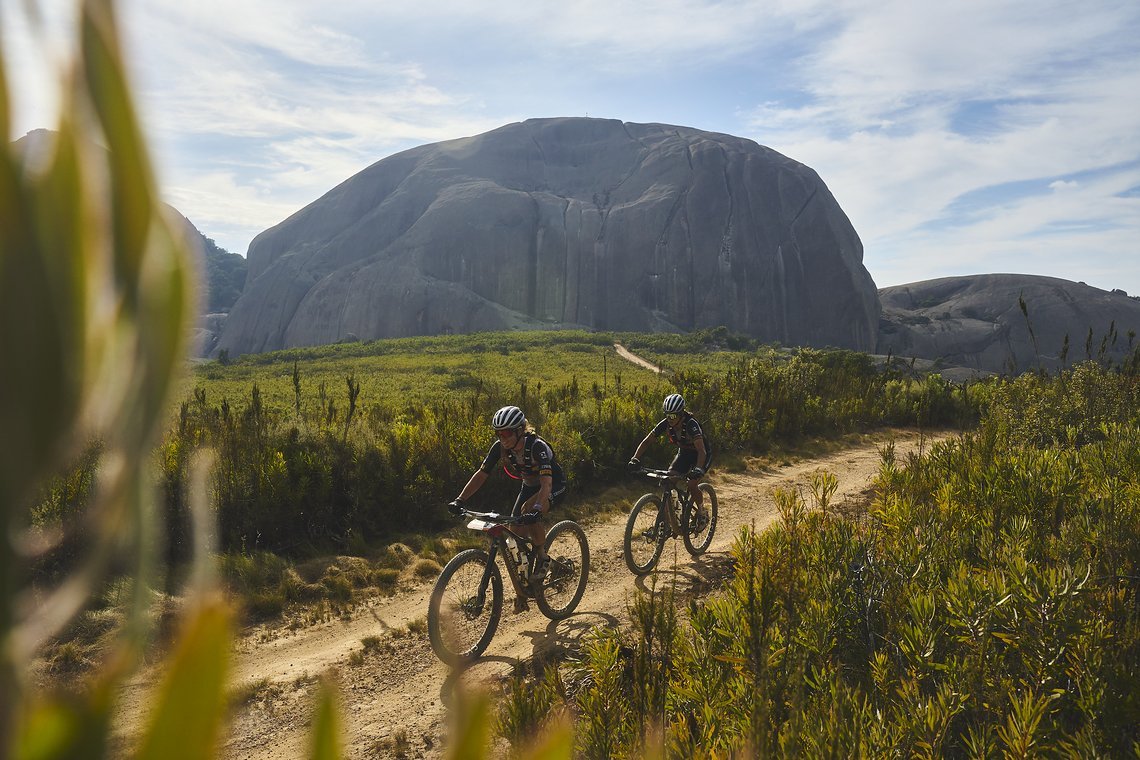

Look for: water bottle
[505,535,526,576]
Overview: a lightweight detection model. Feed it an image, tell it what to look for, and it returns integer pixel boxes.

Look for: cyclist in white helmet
[449,405,565,611]
[628,393,712,514]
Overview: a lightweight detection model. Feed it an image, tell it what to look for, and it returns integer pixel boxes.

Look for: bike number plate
[466,518,497,532]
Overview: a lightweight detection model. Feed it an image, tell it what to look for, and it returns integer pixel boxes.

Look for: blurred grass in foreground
[1,0,228,755]
[1,1,568,757]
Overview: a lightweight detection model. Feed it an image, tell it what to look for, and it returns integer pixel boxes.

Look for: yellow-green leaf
[309,677,342,760]
[135,601,232,760]
[445,689,492,760]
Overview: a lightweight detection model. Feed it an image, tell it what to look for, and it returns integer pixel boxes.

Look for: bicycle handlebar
[631,467,683,481]
[455,508,530,525]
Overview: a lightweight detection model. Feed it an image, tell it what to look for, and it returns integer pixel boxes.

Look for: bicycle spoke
[534,521,589,620]
[428,550,502,664]
[624,494,665,575]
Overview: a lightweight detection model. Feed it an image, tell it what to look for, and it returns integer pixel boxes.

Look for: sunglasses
[496,429,517,438]
[666,413,680,421]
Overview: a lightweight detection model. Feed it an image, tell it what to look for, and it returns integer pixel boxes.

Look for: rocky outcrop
[215,117,880,356]
[877,274,1140,374]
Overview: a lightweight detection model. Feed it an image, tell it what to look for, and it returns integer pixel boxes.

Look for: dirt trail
[112,429,950,759]
[613,342,662,374]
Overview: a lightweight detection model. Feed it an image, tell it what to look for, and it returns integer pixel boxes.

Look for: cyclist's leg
[515,483,549,566]
[667,449,689,476]
[690,450,712,513]
[671,449,702,507]
[505,486,539,607]
[510,486,530,517]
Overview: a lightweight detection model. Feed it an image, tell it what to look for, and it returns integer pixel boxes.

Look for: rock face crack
[215,117,880,356]
[790,187,817,228]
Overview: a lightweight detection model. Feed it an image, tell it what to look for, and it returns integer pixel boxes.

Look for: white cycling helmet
[663,393,685,414]
[491,405,526,430]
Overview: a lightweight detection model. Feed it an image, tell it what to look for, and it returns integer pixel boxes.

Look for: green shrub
[523,363,1140,757]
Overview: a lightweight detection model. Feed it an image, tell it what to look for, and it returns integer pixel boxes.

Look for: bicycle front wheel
[623,493,666,575]
[427,548,503,665]
[681,483,718,556]
[533,520,590,620]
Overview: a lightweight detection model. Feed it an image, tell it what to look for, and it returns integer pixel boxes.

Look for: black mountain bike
[623,468,718,575]
[428,508,590,665]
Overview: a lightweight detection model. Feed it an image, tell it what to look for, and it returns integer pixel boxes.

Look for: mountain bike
[623,468,718,575]
[428,508,590,665]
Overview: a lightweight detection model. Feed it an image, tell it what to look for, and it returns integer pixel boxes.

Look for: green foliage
[526,363,1140,757]
[202,240,246,313]
[137,338,981,560]
[973,360,1140,447]
[496,664,563,751]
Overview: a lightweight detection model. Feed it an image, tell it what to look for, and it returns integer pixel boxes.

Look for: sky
[5,0,1140,294]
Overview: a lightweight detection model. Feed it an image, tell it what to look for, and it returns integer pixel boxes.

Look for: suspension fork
[476,541,502,604]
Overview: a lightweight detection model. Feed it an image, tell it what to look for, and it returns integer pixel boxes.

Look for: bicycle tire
[427,548,503,665]
[681,482,718,556]
[533,520,590,620]
[623,493,666,575]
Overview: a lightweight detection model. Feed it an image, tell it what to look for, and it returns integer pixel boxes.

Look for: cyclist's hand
[447,499,464,516]
[517,510,541,525]
[687,466,704,480]
[627,457,642,471]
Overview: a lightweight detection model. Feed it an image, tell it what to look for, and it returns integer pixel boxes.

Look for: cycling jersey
[479,432,566,493]
[651,413,711,454]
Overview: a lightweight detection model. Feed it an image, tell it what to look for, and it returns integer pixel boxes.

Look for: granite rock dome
[215,117,880,356]
[877,274,1140,374]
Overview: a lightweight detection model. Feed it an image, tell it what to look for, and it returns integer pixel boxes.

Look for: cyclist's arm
[456,469,488,501]
[631,431,656,461]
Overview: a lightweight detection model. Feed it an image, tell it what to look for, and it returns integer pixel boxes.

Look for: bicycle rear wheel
[623,494,666,575]
[427,549,503,665]
[533,520,590,620]
[681,483,718,556]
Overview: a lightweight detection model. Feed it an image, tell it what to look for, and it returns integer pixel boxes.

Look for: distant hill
[164,211,246,357]
[19,128,1138,376]
[215,117,880,356]
[200,238,246,313]
[162,207,246,313]
[11,129,246,356]
[877,274,1140,374]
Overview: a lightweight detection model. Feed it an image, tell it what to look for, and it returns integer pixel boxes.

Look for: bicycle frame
[640,470,689,535]
[623,466,717,576]
[464,511,536,596]
[430,505,590,664]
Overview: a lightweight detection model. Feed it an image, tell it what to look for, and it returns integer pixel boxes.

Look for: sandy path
[613,342,663,374]
[112,428,949,759]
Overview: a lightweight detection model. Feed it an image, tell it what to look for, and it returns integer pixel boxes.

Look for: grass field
[191,330,678,417]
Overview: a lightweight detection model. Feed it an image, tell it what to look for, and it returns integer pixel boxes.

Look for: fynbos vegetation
[131,339,977,559]
[501,361,1140,757]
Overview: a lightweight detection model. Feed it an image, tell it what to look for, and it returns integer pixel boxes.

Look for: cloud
[8,0,1138,293]
[740,0,1140,291]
